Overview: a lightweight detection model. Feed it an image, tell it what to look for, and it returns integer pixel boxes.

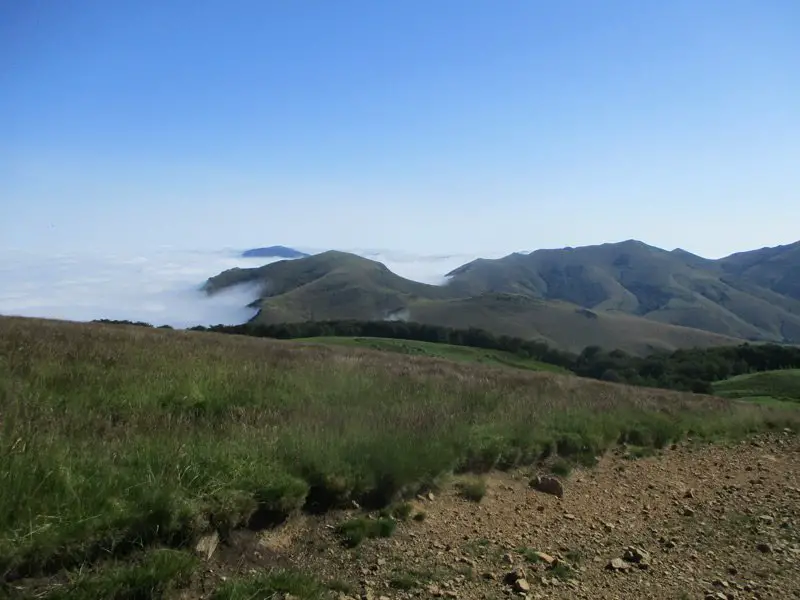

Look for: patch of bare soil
[200,432,800,600]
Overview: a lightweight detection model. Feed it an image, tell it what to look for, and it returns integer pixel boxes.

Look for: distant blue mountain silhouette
[241,246,309,259]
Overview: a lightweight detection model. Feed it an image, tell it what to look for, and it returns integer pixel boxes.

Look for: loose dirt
[198,432,800,599]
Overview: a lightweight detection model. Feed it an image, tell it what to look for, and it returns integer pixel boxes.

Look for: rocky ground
[195,432,800,600]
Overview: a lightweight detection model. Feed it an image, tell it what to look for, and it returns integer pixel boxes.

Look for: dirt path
[199,432,800,600]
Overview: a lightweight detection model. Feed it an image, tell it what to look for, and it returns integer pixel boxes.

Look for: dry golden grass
[1,315,796,598]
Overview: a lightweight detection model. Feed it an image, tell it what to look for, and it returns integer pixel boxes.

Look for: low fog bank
[0,249,274,328]
[0,247,483,328]
[337,249,491,286]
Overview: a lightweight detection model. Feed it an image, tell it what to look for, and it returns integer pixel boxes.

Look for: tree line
[94,318,800,393]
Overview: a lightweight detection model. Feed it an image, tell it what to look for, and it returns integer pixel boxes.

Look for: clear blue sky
[2,0,799,257]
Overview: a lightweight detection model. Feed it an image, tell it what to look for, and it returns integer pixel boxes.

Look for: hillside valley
[204,240,800,355]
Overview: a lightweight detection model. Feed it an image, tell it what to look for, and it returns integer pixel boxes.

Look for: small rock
[457,557,476,568]
[194,531,219,561]
[682,507,695,517]
[623,546,651,564]
[606,558,632,571]
[756,542,773,554]
[504,567,526,584]
[535,552,556,565]
[756,515,774,525]
[530,475,564,499]
[426,585,442,597]
[514,579,531,593]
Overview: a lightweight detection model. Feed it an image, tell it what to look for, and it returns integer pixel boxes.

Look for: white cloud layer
[0,247,486,328]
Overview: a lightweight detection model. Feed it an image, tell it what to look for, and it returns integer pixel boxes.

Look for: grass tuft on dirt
[336,517,397,548]
[455,476,488,503]
[211,568,328,600]
[17,549,196,600]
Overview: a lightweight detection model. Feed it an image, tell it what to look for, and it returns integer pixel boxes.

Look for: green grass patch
[386,501,414,521]
[713,369,800,405]
[295,336,569,374]
[211,569,328,600]
[549,458,573,477]
[335,517,397,548]
[26,549,196,600]
[516,547,546,564]
[455,476,488,502]
[625,445,659,459]
[389,573,418,590]
[549,562,575,581]
[326,579,357,595]
[564,549,583,565]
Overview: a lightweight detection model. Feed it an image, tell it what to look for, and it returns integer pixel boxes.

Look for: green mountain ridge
[205,241,800,354]
[204,239,800,354]
[444,239,800,343]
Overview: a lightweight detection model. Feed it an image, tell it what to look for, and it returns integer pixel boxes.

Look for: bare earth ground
[192,432,799,600]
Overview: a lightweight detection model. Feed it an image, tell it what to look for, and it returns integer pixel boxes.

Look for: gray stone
[194,531,219,561]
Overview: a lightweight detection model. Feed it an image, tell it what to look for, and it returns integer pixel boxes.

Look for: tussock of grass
[456,476,488,502]
[211,569,327,600]
[1,316,798,582]
[327,579,357,595]
[389,573,417,590]
[625,446,658,460]
[24,549,196,600]
[549,458,573,477]
[384,502,414,521]
[336,517,397,548]
[549,562,574,581]
[517,547,545,564]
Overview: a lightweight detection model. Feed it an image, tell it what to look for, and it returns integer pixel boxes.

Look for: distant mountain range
[205,240,800,355]
[241,246,309,259]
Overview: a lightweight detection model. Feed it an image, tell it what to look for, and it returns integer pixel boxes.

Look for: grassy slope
[719,240,800,302]
[713,369,800,405]
[445,240,800,343]
[407,294,741,355]
[293,336,569,373]
[4,316,796,597]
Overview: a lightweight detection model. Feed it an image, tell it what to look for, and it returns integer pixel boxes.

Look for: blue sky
[2,0,799,257]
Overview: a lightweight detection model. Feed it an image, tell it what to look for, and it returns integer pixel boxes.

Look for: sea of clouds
[0,247,488,328]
